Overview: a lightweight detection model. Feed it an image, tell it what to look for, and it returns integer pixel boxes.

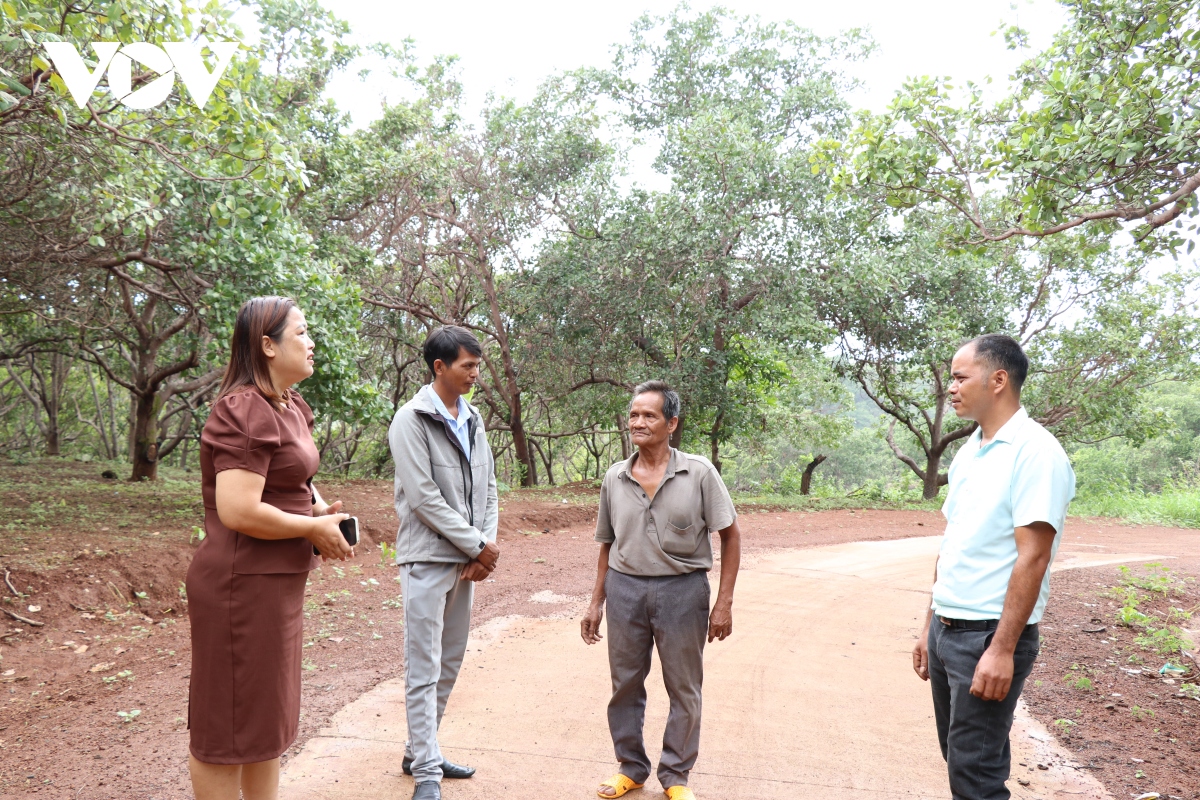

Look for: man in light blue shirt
[912,334,1075,800]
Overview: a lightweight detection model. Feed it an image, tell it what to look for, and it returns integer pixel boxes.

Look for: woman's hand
[308,513,353,561]
[313,498,343,517]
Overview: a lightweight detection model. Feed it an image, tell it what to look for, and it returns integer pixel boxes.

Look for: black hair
[423,326,483,376]
[632,380,681,420]
[969,333,1029,391]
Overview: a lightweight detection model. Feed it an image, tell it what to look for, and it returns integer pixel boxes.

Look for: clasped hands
[461,540,501,582]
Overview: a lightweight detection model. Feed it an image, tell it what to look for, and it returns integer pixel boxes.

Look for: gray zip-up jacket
[388,384,499,564]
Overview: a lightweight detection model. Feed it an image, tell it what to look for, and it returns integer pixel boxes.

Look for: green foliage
[1118,562,1191,596]
[537,7,867,464]
[1134,627,1193,657]
[1117,606,1153,628]
[1072,486,1200,528]
[1,0,380,477]
[824,0,1200,252]
[1067,676,1094,691]
[1068,383,1200,527]
[1106,563,1195,660]
[378,541,396,568]
[1,0,1198,507]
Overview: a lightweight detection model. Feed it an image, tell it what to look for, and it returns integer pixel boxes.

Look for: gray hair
[632,380,681,420]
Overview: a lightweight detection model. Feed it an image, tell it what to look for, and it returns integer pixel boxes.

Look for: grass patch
[1072,487,1200,528]
[729,492,942,513]
[1107,563,1196,661]
[0,458,200,532]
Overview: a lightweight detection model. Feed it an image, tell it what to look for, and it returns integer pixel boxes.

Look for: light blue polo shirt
[932,407,1075,624]
[428,386,471,460]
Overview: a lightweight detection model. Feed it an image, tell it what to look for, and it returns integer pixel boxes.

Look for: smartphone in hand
[314,516,359,556]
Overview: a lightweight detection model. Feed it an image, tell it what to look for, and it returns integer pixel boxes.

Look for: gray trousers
[400,561,474,783]
[928,619,1041,800]
[605,568,709,789]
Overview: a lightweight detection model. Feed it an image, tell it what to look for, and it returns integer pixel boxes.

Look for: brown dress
[186,388,321,764]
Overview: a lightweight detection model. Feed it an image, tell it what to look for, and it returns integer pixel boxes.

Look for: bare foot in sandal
[596,774,644,798]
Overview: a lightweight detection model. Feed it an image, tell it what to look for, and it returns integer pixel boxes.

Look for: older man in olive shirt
[581,381,742,800]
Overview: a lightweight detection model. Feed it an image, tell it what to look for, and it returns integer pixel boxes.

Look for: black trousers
[928,619,1040,800]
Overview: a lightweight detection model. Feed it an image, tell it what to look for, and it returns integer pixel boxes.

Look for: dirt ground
[1023,561,1200,799]
[0,461,1195,798]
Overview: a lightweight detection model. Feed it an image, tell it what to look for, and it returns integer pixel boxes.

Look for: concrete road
[280,535,1163,800]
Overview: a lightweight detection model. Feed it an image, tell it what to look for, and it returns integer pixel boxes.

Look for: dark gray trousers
[604,568,710,789]
[928,619,1040,800]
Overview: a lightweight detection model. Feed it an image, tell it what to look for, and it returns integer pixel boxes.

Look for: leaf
[0,75,30,96]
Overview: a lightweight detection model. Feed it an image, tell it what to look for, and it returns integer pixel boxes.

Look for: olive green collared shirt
[595,448,737,577]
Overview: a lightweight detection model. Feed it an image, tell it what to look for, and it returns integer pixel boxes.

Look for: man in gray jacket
[389,325,500,800]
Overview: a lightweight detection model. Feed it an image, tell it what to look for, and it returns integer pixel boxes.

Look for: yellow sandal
[597,774,645,798]
[663,787,696,800]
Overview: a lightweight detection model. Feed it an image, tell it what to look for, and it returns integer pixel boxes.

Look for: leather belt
[937,616,998,631]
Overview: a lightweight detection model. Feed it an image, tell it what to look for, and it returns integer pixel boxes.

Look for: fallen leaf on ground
[89,662,115,673]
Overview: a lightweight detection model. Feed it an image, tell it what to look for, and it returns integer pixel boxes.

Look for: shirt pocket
[659,517,701,557]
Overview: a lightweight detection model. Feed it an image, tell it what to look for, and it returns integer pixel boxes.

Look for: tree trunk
[130,391,162,481]
[509,400,538,487]
[107,374,119,459]
[41,352,68,456]
[709,411,723,473]
[921,452,943,501]
[800,454,826,495]
[9,350,72,456]
[530,437,554,485]
[616,413,631,460]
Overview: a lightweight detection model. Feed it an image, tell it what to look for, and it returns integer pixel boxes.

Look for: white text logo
[43,41,238,110]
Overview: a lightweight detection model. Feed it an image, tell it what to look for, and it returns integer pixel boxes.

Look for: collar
[973,406,1029,448]
[618,447,688,480]
[991,406,1029,444]
[426,384,470,427]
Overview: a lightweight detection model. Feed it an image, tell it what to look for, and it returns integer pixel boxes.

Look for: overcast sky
[319,0,1069,127]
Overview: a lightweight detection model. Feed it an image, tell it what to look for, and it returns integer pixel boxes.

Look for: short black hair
[423,326,483,376]
[632,380,681,420]
[969,333,1029,391]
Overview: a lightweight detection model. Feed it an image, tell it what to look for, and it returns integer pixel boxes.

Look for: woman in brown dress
[186,296,354,800]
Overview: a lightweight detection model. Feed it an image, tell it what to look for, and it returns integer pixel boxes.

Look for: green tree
[824,0,1200,251]
[308,62,613,485]
[813,218,1197,499]
[545,7,866,470]
[1,0,372,478]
